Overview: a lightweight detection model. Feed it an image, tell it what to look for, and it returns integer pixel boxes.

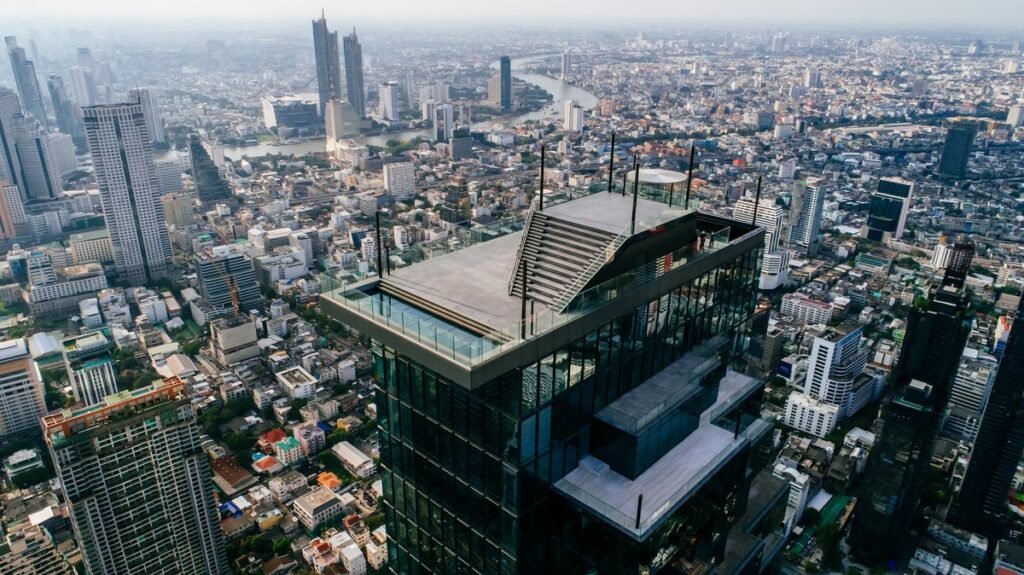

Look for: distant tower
[939,121,977,178]
[560,51,572,80]
[499,55,512,113]
[128,88,166,145]
[788,178,824,255]
[343,29,366,117]
[47,75,84,148]
[83,103,173,284]
[4,37,48,128]
[12,112,63,200]
[803,68,821,89]
[44,378,230,574]
[68,66,98,107]
[187,134,231,205]
[378,81,400,121]
[312,11,342,119]
[433,103,453,142]
[0,87,24,191]
[732,195,790,289]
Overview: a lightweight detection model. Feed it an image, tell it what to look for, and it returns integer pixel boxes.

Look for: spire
[321,8,325,19]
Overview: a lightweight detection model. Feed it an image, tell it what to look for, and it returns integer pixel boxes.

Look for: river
[220,54,598,160]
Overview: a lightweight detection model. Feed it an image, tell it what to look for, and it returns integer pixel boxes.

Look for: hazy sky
[5,0,1024,29]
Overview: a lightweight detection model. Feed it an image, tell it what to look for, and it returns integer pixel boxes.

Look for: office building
[5,37,47,127]
[343,29,366,118]
[449,129,472,160]
[378,82,400,121]
[862,177,913,243]
[128,88,166,145]
[563,99,583,132]
[196,244,263,316]
[68,66,98,107]
[187,134,231,205]
[851,254,974,565]
[153,158,183,194]
[13,113,63,200]
[433,103,453,142]
[952,309,1024,533]
[323,186,771,573]
[261,96,320,137]
[0,88,23,190]
[499,55,512,112]
[62,332,118,407]
[43,377,229,574]
[560,50,572,80]
[383,162,415,200]
[1009,105,1024,128]
[420,84,450,104]
[939,121,977,178]
[788,178,824,255]
[803,68,821,88]
[312,11,342,118]
[47,74,84,148]
[209,315,259,365]
[83,103,174,284]
[733,195,789,289]
[161,192,193,227]
[68,228,113,264]
[0,338,44,438]
[801,326,875,419]
[325,99,360,141]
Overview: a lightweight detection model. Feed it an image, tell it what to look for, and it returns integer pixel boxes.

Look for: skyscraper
[862,177,913,243]
[0,338,45,438]
[0,87,24,189]
[325,99,360,142]
[951,311,1024,534]
[83,103,173,284]
[433,103,453,142]
[560,50,572,80]
[187,134,231,205]
[13,112,63,201]
[851,249,974,564]
[343,29,366,118]
[733,195,790,289]
[47,74,84,149]
[43,377,230,575]
[68,66,98,107]
[323,188,771,573]
[0,184,27,239]
[499,55,512,112]
[61,332,118,407]
[939,121,977,178]
[788,178,824,255]
[312,11,342,119]
[128,88,166,145]
[378,81,400,121]
[5,37,48,128]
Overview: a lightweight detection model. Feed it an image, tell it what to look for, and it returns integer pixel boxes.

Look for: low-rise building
[292,487,345,531]
[332,441,375,478]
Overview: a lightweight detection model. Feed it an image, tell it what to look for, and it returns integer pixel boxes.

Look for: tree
[272,538,291,556]
[800,507,821,528]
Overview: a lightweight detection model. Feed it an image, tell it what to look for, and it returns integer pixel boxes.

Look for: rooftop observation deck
[321,183,764,388]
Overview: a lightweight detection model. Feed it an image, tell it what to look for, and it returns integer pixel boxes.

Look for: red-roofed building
[253,456,283,475]
[258,428,288,454]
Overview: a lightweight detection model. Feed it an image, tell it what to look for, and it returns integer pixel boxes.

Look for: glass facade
[368,233,765,574]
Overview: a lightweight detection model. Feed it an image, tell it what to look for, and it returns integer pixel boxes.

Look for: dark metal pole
[621,171,627,197]
[385,244,391,275]
[375,211,384,276]
[539,143,546,211]
[519,255,528,339]
[668,182,675,207]
[751,176,762,227]
[607,133,616,193]
[635,494,644,530]
[685,144,695,208]
[630,159,640,235]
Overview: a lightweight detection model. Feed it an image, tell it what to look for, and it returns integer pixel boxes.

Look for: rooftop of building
[294,487,340,513]
[0,338,29,362]
[322,185,761,387]
[61,331,108,352]
[69,228,110,242]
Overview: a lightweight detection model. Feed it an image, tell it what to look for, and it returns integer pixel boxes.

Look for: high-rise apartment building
[803,68,821,88]
[499,55,512,112]
[379,81,400,121]
[47,74,84,149]
[562,99,583,132]
[13,113,63,200]
[83,103,174,284]
[942,350,997,442]
[343,29,366,118]
[187,134,231,205]
[951,310,1024,534]
[196,244,263,316]
[733,195,789,289]
[43,377,229,575]
[5,37,48,128]
[862,177,913,243]
[383,162,415,200]
[128,88,166,145]
[323,188,771,573]
[0,184,28,239]
[0,338,45,438]
[939,121,977,178]
[433,103,453,142]
[799,326,874,417]
[312,12,342,119]
[788,178,824,255]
